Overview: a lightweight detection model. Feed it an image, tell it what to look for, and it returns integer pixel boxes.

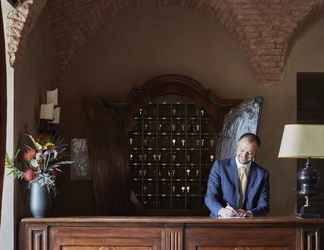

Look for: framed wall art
[70,138,91,180]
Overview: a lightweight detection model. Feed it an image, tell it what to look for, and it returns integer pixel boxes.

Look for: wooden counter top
[21,216,324,225]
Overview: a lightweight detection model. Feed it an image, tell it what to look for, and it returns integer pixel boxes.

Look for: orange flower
[22,148,36,161]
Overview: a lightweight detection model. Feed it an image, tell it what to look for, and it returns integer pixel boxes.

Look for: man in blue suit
[205,133,269,218]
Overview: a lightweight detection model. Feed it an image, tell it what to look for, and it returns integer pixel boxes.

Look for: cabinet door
[186,227,296,250]
[49,227,161,250]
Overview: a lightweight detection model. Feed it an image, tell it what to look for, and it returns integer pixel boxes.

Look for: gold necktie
[239,166,247,208]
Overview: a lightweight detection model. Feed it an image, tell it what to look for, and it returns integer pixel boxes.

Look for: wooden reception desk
[20,216,324,250]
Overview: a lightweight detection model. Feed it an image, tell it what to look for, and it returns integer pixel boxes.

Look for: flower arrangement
[5,134,73,193]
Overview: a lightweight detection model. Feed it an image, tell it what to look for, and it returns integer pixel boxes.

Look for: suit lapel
[229,158,240,207]
[244,162,257,205]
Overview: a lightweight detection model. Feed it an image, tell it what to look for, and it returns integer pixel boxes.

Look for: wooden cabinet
[20,217,323,250]
[127,75,240,214]
[85,75,263,216]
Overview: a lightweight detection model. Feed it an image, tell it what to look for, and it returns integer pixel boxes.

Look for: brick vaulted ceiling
[7,0,324,85]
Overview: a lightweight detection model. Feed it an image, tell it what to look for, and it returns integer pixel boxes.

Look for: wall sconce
[39,88,60,135]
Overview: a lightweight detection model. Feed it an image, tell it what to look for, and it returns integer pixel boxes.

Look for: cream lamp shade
[278,124,324,159]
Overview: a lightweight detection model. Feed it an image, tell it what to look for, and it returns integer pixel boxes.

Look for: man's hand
[237,209,253,217]
[218,204,239,218]
[218,205,254,218]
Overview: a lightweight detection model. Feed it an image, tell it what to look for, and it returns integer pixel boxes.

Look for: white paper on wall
[49,107,60,124]
[70,138,91,180]
[46,88,58,106]
[40,103,54,120]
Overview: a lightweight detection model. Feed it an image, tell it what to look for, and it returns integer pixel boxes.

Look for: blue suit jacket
[204,158,269,217]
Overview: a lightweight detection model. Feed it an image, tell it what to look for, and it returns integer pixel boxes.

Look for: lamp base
[297,205,320,218]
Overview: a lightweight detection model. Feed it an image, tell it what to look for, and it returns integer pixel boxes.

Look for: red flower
[22,148,36,161]
[52,169,59,176]
[23,168,34,182]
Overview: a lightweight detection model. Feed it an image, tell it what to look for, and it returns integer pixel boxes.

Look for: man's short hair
[239,133,261,147]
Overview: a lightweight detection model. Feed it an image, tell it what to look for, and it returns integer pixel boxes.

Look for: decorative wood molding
[49,226,161,250]
[300,227,321,250]
[127,74,241,131]
[161,228,183,250]
[31,228,47,250]
[6,0,47,66]
[20,223,48,250]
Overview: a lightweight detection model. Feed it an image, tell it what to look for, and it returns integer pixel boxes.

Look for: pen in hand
[225,203,239,217]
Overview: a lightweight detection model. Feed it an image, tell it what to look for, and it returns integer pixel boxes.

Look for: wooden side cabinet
[20,217,324,250]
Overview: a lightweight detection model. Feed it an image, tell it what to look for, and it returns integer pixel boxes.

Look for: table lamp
[278,124,324,218]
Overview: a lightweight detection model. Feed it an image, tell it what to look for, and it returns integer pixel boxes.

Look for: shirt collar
[235,156,251,172]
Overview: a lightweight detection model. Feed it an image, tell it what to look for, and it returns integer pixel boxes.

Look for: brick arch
[7,0,47,66]
[54,0,322,85]
[286,1,324,59]
[246,0,322,84]
[10,0,324,85]
[52,0,242,84]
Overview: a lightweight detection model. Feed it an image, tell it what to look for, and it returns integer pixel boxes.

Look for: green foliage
[5,151,24,179]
